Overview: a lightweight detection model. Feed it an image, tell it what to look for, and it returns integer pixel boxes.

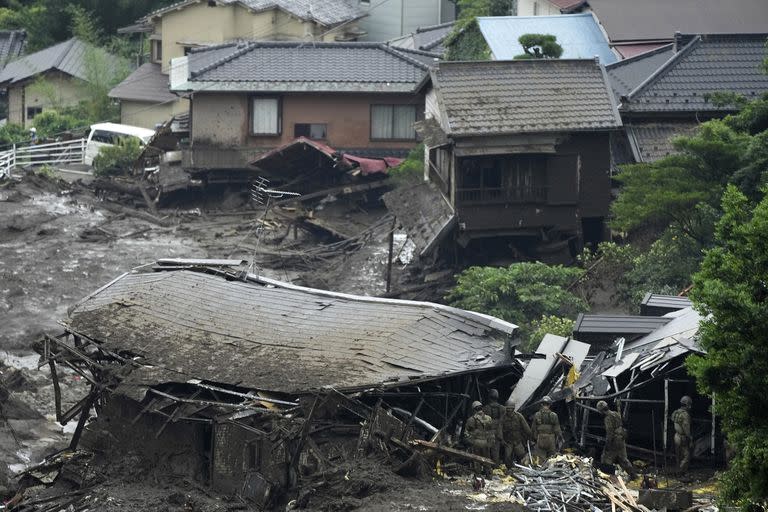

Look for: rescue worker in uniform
[532,396,561,463]
[672,395,693,473]
[596,400,638,479]
[465,400,493,472]
[502,401,532,465]
[483,389,505,463]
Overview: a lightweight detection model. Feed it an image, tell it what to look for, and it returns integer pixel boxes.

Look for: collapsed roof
[63,261,519,398]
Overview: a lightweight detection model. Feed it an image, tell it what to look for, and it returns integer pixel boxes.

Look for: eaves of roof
[178,80,420,93]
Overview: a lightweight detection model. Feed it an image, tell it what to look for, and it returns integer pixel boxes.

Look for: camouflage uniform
[599,404,637,479]
[465,402,494,470]
[502,405,532,465]
[672,396,692,473]
[484,395,506,463]
[532,399,561,462]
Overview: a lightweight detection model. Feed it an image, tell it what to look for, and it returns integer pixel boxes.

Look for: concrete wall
[191,91,423,151]
[120,97,188,129]
[517,0,562,16]
[359,0,452,41]
[8,72,90,127]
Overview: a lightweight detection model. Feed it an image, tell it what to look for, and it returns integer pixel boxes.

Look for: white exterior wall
[359,0,453,41]
[516,0,562,16]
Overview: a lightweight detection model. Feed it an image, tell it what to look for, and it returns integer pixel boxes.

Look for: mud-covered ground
[0,172,491,511]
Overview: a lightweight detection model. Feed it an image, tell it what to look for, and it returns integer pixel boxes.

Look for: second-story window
[371,104,417,140]
[294,123,327,139]
[251,97,281,135]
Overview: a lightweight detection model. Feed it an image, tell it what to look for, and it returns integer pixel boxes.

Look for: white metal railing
[0,138,87,179]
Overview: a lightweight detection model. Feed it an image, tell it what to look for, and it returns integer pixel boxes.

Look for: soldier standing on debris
[672,395,693,473]
[502,401,532,465]
[484,389,505,463]
[465,401,493,472]
[596,401,638,480]
[532,396,561,463]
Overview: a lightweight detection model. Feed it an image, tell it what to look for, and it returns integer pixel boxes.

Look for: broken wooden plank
[274,180,390,206]
[409,439,496,466]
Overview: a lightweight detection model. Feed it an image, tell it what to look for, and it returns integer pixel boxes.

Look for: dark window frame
[457,154,548,204]
[249,96,282,136]
[294,122,327,140]
[26,106,43,122]
[369,103,418,141]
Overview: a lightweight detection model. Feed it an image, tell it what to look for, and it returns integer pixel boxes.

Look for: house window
[151,40,162,62]
[533,1,540,15]
[26,106,42,121]
[371,104,417,140]
[250,97,281,135]
[457,155,546,203]
[294,123,327,139]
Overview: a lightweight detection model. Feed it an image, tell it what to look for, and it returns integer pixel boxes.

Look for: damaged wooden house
[410,58,622,260]
[38,259,522,506]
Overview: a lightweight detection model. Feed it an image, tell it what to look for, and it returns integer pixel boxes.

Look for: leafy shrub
[92,137,142,177]
[526,315,574,351]
[32,110,83,138]
[0,123,29,147]
[446,262,588,347]
[389,143,424,184]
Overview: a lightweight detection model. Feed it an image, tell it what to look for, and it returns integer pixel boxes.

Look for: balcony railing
[457,186,547,204]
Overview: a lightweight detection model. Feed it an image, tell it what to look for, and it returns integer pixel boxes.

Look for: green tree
[514,34,564,59]
[687,185,768,507]
[446,262,588,349]
[444,0,514,61]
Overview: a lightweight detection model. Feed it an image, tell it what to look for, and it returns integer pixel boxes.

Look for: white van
[84,123,155,166]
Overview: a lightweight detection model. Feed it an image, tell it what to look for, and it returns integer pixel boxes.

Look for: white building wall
[516,0,562,16]
[359,0,455,41]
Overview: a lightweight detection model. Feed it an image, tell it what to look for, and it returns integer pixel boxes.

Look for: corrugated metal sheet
[66,267,518,395]
[573,314,672,334]
[477,14,617,64]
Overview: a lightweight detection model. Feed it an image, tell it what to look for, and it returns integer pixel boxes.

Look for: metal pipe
[390,407,438,434]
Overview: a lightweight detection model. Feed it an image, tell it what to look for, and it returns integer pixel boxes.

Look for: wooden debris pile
[471,455,650,512]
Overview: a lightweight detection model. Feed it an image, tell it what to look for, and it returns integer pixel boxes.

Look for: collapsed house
[38,259,523,506]
[519,301,721,467]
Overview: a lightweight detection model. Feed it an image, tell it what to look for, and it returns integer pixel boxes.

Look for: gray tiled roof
[183,41,429,93]
[144,0,363,27]
[389,22,454,56]
[0,30,26,68]
[66,266,518,394]
[109,63,177,103]
[622,34,768,113]
[605,44,674,100]
[625,121,698,162]
[0,38,118,86]
[431,59,622,137]
[383,182,456,258]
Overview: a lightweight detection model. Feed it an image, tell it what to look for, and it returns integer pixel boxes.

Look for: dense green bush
[688,185,768,508]
[388,143,424,184]
[92,136,142,177]
[446,262,588,350]
[32,111,83,138]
